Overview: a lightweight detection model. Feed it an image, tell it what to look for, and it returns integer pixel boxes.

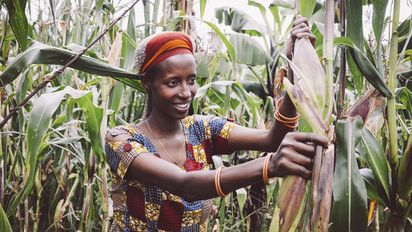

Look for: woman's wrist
[278,95,297,118]
[267,152,277,179]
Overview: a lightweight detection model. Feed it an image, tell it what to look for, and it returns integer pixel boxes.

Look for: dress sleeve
[105,127,149,179]
[208,116,235,155]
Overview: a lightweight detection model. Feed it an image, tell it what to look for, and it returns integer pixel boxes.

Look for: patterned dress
[105,115,235,232]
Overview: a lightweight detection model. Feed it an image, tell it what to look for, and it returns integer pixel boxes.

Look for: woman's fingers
[271,152,312,179]
[284,148,313,169]
[290,132,329,147]
[293,15,309,27]
[284,161,312,179]
[273,132,329,178]
[291,142,316,157]
[290,15,315,46]
[291,23,310,35]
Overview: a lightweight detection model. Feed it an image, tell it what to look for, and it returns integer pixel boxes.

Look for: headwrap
[134,31,194,75]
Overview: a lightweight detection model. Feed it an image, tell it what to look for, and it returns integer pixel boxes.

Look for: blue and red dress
[105,115,235,231]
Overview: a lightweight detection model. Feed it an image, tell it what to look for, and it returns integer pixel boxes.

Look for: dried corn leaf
[276,36,333,232]
[283,78,328,135]
[272,177,308,232]
[291,38,327,117]
[311,144,335,231]
[345,89,386,123]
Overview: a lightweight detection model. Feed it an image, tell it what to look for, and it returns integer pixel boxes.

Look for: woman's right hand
[269,132,329,179]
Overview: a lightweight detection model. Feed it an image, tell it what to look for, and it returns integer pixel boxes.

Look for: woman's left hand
[285,15,316,60]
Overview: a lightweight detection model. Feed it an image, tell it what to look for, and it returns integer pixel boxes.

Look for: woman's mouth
[173,102,190,111]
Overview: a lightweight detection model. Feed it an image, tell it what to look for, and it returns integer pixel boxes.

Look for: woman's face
[146,54,197,120]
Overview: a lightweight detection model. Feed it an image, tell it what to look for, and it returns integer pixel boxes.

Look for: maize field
[0,0,411,231]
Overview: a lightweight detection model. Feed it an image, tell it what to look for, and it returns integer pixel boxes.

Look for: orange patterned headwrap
[134,31,194,75]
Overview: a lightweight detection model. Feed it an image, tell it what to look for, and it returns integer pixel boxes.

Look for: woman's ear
[141,75,151,92]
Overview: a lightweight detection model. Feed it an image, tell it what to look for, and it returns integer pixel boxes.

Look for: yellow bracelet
[214,167,226,197]
[263,153,272,185]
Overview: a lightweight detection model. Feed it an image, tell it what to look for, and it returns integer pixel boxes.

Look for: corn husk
[270,177,308,232]
[345,89,386,123]
[273,37,334,232]
[289,38,328,120]
[310,144,335,231]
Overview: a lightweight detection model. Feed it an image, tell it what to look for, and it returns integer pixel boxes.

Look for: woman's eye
[188,77,197,85]
[166,81,178,87]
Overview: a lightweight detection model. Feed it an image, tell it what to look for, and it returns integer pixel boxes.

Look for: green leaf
[359,168,387,206]
[200,0,207,18]
[73,92,104,161]
[271,0,294,9]
[359,128,391,203]
[398,87,412,115]
[269,4,281,30]
[397,134,412,200]
[345,0,368,94]
[0,41,143,92]
[214,7,264,36]
[229,33,271,65]
[372,0,388,42]
[346,0,364,48]
[121,7,137,70]
[236,188,247,213]
[331,117,368,232]
[203,20,236,62]
[398,16,411,53]
[299,0,316,18]
[0,204,12,232]
[3,0,29,51]
[7,87,90,216]
[15,70,31,132]
[347,53,364,94]
[334,37,393,97]
[109,82,124,113]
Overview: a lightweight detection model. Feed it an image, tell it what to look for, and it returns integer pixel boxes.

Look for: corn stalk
[270,1,335,230]
[387,0,400,166]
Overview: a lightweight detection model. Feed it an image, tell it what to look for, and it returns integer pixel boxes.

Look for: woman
[105,16,327,232]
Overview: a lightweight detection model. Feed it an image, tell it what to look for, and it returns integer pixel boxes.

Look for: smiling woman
[104,29,328,232]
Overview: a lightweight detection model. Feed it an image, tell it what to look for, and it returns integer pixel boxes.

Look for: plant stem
[337,0,346,119]
[323,0,334,121]
[387,0,400,166]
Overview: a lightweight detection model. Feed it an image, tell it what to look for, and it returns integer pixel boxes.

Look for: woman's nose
[178,83,192,99]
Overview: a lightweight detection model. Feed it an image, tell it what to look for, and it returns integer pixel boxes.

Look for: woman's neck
[145,113,182,136]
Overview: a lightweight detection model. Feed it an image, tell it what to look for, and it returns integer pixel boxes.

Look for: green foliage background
[0,0,411,231]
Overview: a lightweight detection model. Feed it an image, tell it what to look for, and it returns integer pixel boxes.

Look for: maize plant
[270,32,334,232]
[269,0,335,230]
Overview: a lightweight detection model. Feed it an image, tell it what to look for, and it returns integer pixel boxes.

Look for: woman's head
[134,31,197,119]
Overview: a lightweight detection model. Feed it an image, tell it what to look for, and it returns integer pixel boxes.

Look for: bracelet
[214,167,226,197]
[262,153,272,185]
[274,112,299,128]
[274,97,300,128]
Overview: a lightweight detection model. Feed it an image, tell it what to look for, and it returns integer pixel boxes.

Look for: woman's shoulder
[105,124,140,143]
[182,114,214,127]
[184,114,234,123]
[183,114,228,123]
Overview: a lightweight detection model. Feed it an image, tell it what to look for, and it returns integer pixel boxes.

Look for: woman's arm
[109,132,328,202]
[228,15,315,152]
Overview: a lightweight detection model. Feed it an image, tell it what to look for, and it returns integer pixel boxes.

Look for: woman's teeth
[175,103,189,108]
